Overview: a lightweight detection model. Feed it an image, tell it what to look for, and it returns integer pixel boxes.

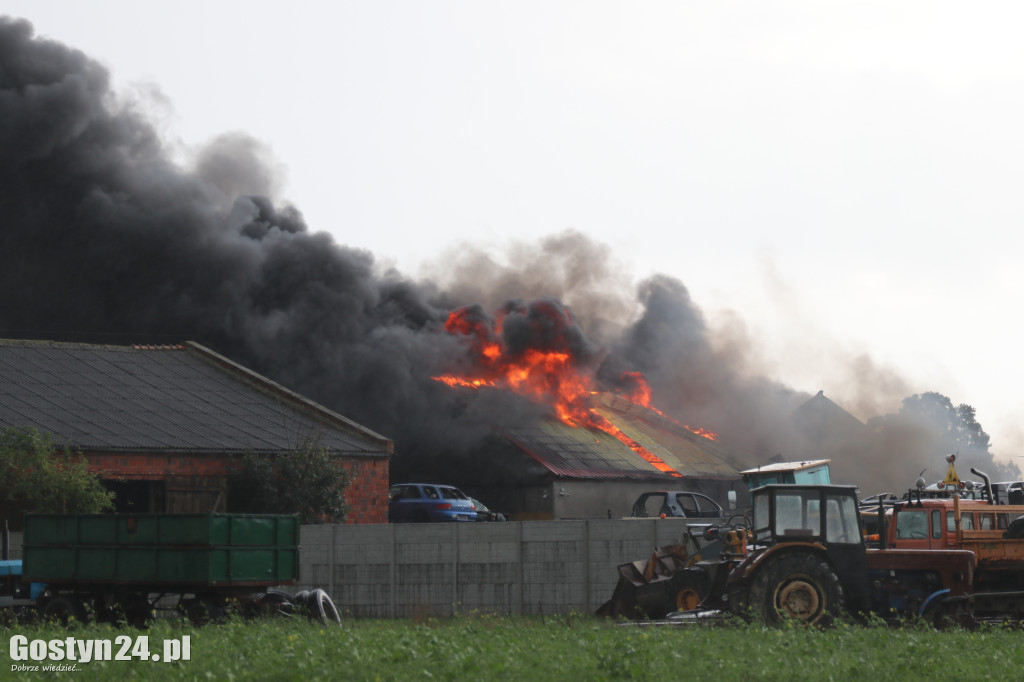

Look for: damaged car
[630,491,723,519]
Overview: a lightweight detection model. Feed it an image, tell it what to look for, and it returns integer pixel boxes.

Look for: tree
[229,433,353,524]
[0,426,115,531]
[899,392,991,455]
[872,391,1020,482]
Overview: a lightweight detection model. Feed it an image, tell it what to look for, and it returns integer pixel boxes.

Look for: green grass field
[3,614,1022,681]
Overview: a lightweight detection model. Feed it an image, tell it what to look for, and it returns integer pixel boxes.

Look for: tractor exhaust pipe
[877,496,887,548]
[971,467,996,505]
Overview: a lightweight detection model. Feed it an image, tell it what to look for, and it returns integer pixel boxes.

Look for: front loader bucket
[596,545,690,619]
[597,539,726,619]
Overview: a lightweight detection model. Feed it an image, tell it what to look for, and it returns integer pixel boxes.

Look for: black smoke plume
[1,18,1015,495]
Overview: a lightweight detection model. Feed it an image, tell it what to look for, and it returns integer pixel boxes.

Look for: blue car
[388,483,478,523]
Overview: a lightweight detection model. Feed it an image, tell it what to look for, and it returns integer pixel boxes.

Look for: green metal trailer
[22,513,299,586]
[13,512,338,626]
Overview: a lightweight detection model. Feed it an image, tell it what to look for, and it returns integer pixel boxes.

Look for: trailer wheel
[118,594,156,629]
[308,588,342,626]
[751,553,843,626]
[183,597,228,626]
[0,606,20,627]
[41,595,88,626]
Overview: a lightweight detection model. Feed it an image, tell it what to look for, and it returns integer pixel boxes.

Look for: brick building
[0,340,392,523]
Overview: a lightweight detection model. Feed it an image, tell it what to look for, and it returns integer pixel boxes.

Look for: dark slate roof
[497,393,755,481]
[0,340,392,457]
[792,390,868,438]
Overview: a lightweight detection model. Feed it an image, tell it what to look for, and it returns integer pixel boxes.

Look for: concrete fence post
[389,523,396,619]
[452,523,459,615]
[583,520,591,613]
[517,521,524,615]
[329,524,336,602]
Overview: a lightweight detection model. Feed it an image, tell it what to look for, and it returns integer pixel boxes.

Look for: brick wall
[83,451,389,524]
[344,457,389,524]
[85,453,234,478]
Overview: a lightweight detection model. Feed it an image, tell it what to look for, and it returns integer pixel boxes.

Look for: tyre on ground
[248,590,296,620]
[307,588,342,626]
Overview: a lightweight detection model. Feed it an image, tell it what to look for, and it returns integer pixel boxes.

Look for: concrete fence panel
[299,519,697,618]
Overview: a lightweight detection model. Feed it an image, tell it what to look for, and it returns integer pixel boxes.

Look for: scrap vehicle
[716,483,979,625]
[596,522,748,619]
[603,455,1024,625]
[628,491,724,520]
[0,512,341,627]
[603,479,1024,625]
[600,460,832,619]
[874,455,1024,595]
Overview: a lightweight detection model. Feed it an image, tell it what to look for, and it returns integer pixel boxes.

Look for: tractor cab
[750,484,862,547]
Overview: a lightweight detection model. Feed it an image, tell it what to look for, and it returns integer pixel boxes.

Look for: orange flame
[618,372,718,441]
[434,308,716,474]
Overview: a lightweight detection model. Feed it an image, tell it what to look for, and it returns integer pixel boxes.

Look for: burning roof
[433,300,759,482]
[497,393,758,480]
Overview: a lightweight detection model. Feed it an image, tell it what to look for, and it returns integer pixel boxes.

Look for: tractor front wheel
[750,553,842,626]
[670,568,711,612]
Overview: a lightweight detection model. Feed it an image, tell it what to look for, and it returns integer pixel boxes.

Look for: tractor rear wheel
[750,553,842,626]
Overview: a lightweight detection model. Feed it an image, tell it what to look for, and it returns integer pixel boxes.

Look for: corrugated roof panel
[594,404,754,476]
[502,418,672,480]
[485,392,755,482]
[0,341,390,456]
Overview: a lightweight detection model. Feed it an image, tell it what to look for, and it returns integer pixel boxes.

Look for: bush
[0,426,114,530]
[229,433,353,523]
